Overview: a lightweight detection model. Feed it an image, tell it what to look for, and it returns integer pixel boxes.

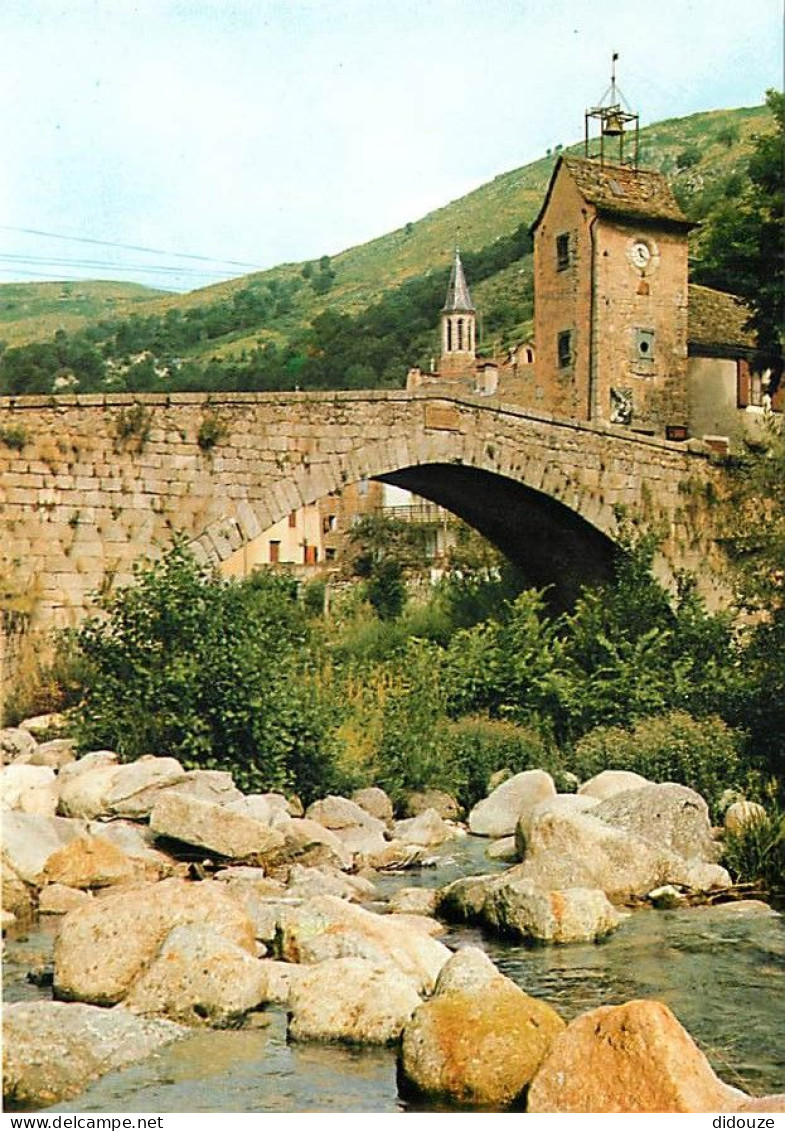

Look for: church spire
[443,248,475,313]
[440,248,477,378]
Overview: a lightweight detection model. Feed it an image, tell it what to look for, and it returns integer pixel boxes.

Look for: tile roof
[688,283,756,352]
[562,156,692,227]
[442,249,475,313]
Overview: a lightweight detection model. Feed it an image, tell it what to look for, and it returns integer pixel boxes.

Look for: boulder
[285,863,377,903]
[592,783,719,863]
[226,795,277,824]
[39,884,93,915]
[162,769,244,806]
[2,1001,184,1108]
[56,751,121,818]
[724,800,767,833]
[332,824,389,858]
[2,811,84,885]
[272,816,353,870]
[288,956,421,1044]
[527,999,746,1112]
[306,794,386,834]
[483,877,623,944]
[401,790,461,821]
[363,840,430,871]
[124,924,268,1025]
[351,785,394,824]
[437,874,496,922]
[0,727,38,764]
[509,807,717,900]
[278,894,451,994]
[149,792,285,860]
[23,738,76,770]
[388,887,440,917]
[432,945,503,996]
[577,769,651,801]
[399,976,565,1107]
[1,763,58,815]
[393,808,460,848]
[100,756,187,818]
[487,835,518,861]
[515,793,600,857]
[18,712,69,739]
[468,769,556,838]
[42,834,141,889]
[85,819,177,878]
[53,877,256,1004]
[2,861,35,918]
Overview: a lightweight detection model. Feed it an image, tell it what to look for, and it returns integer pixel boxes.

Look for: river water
[4,836,784,1112]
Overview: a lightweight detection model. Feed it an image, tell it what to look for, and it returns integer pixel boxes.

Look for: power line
[0,265,181,292]
[0,224,268,271]
[0,252,244,280]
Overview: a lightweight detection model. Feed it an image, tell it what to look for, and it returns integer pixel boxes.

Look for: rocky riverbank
[2,717,783,1112]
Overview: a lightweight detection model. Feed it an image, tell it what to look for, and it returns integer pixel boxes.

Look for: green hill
[0,103,772,394]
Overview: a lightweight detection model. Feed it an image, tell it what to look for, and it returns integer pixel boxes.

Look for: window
[323,514,337,533]
[288,510,297,528]
[325,547,337,562]
[556,233,570,271]
[557,330,573,368]
[635,328,655,361]
[268,541,280,564]
[457,318,464,350]
[304,545,318,566]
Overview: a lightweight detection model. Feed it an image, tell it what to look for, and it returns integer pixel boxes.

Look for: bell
[602,110,624,137]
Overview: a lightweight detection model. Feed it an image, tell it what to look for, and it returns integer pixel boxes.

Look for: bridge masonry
[0,389,723,630]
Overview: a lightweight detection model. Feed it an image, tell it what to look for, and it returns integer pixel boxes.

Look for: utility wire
[0,224,268,271]
[0,253,244,279]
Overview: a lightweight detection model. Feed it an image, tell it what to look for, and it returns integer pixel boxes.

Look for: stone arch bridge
[0,389,722,628]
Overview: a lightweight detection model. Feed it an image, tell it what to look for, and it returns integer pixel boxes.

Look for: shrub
[67,541,338,801]
[571,710,749,815]
[0,425,27,451]
[722,802,785,896]
[196,414,227,452]
[443,716,558,809]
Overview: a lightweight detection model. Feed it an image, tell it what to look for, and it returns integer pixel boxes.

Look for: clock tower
[531,62,695,433]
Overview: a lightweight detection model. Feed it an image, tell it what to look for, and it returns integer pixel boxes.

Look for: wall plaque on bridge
[424,401,461,431]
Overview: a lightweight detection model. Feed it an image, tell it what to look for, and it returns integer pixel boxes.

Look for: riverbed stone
[577,769,651,801]
[468,769,557,838]
[527,998,744,1112]
[56,751,121,818]
[399,977,565,1107]
[2,811,84,885]
[162,769,244,806]
[100,756,187,818]
[332,823,389,858]
[515,793,600,857]
[85,819,178,877]
[42,833,141,889]
[2,1001,184,1108]
[487,835,519,861]
[288,956,421,1045]
[53,877,257,1005]
[1,861,35,917]
[401,790,461,820]
[306,794,386,834]
[18,712,69,739]
[124,924,269,1026]
[0,726,38,764]
[285,862,377,903]
[39,883,93,914]
[432,945,503,996]
[1,763,58,815]
[724,800,767,833]
[352,785,394,823]
[388,887,440,917]
[23,738,76,769]
[593,783,719,863]
[393,808,459,847]
[437,873,497,922]
[149,791,285,860]
[272,816,353,870]
[278,894,450,993]
[483,877,623,943]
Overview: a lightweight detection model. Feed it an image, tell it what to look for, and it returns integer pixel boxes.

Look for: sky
[0,0,781,293]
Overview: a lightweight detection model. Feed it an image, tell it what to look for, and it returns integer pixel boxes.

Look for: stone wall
[0,389,723,634]
[0,609,30,724]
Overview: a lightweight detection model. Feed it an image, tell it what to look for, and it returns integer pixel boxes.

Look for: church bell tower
[440,249,476,379]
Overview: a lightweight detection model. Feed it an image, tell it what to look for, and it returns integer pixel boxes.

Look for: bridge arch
[192,427,625,606]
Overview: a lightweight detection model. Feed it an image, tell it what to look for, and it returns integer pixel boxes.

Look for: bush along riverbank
[2,720,784,1112]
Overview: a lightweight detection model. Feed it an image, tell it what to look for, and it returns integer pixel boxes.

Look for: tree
[695,91,784,378]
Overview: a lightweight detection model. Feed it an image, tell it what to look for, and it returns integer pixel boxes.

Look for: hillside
[0,103,772,393]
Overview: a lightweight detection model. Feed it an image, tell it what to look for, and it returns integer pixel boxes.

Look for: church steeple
[440,249,476,378]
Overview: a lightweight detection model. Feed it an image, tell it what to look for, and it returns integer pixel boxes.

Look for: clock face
[631,241,651,269]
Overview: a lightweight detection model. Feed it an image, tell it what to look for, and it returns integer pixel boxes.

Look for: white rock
[593,783,719,863]
[724,800,767,833]
[468,770,557,838]
[516,793,600,857]
[577,769,651,801]
[1,811,84,884]
[287,956,421,1044]
[0,727,38,765]
[483,877,624,943]
[1,763,58,815]
[394,808,460,847]
[149,791,285,860]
